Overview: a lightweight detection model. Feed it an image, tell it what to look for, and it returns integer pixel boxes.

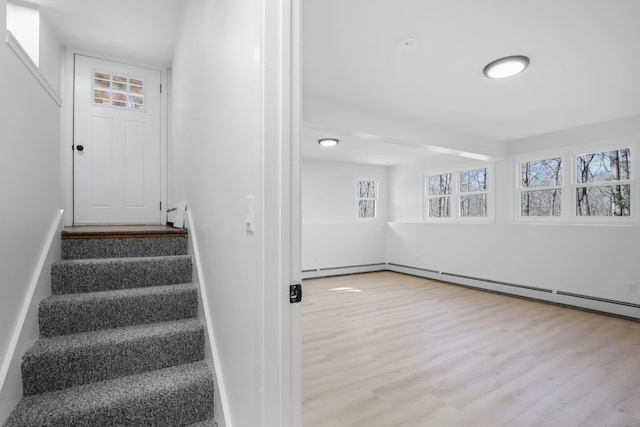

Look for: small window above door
[93,71,145,111]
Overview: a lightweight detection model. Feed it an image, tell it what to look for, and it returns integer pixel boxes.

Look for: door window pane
[92,71,145,111]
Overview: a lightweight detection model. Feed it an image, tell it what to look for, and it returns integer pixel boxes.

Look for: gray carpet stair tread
[6,230,215,425]
[62,235,188,259]
[51,255,193,294]
[4,361,214,427]
[39,283,198,337]
[22,319,205,395]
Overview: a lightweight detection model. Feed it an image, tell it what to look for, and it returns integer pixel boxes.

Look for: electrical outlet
[626,282,636,293]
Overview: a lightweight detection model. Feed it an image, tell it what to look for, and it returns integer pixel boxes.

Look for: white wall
[0,1,62,421]
[387,117,640,309]
[171,0,292,425]
[303,158,389,223]
[38,14,61,95]
[302,159,388,274]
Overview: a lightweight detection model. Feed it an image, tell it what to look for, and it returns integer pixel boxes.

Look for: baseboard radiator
[307,262,640,320]
[302,263,387,280]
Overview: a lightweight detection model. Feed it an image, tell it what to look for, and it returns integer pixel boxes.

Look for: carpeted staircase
[4,226,216,426]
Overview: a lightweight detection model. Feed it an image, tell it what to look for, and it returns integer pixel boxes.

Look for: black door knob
[76,145,84,152]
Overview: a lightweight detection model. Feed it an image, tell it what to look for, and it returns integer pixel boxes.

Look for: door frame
[62,49,168,226]
[262,0,301,424]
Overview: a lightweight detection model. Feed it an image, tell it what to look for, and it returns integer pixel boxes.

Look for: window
[520,157,563,216]
[6,2,40,67]
[427,173,452,218]
[356,178,378,219]
[93,71,145,110]
[575,148,631,217]
[517,144,634,222]
[424,166,491,220]
[459,168,488,217]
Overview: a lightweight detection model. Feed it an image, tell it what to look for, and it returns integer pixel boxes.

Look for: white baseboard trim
[301,263,386,280]
[387,263,640,320]
[185,211,231,427]
[0,209,63,422]
[303,262,640,319]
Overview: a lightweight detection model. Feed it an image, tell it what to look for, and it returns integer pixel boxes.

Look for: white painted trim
[159,67,168,225]
[301,263,386,280]
[0,209,63,420]
[6,30,62,106]
[62,48,74,226]
[262,0,295,424]
[288,0,302,423]
[185,211,232,427]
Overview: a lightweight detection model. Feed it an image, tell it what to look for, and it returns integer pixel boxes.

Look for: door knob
[76,145,84,151]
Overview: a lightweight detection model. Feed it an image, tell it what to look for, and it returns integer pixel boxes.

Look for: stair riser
[22,325,205,395]
[39,286,198,337]
[51,255,193,294]
[62,236,188,259]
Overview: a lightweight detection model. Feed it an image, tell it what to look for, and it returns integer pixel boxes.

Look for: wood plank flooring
[302,272,640,427]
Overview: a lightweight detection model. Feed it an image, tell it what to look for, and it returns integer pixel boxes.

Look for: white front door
[73,55,161,224]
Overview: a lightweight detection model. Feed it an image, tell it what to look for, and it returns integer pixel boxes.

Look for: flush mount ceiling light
[318,138,339,147]
[483,55,530,79]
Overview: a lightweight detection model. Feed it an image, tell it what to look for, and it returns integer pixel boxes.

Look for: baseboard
[0,209,63,423]
[185,211,231,427]
[387,263,640,320]
[308,262,640,321]
[301,263,387,280]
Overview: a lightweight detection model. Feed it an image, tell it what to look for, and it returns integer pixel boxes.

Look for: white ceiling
[302,0,640,165]
[29,0,640,166]
[32,0,183,66]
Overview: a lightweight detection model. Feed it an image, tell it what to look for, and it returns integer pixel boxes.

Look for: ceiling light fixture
[483,55,530,79]
[318,138,339,147]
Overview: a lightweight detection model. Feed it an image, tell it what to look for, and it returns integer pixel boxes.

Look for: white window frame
[5,2,60,106]
[515,139,639,224]
[355,177,379,221]
[6,1,39,67]
[424,170,453,221]
[458,166,491,219]
[423,163,494,222]
[571,142,636,224]
[516,153,569,222]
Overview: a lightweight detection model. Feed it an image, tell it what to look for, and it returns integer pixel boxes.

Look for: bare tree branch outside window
[520,158,562,216]
[427,173,452,217]
[357,179,377,219]
[576,149,631,216]
[459,168,488,217]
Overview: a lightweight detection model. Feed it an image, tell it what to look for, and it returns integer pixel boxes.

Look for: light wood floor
[302,272,640,427]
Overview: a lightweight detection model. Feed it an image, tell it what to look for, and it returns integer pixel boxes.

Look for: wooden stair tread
[62,225,187,239]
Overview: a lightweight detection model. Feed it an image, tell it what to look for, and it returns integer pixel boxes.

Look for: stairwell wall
[170,0,266,426]
[0,1,63,422]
